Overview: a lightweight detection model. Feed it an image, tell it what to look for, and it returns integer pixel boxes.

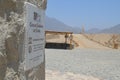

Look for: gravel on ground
[45,48,120,80]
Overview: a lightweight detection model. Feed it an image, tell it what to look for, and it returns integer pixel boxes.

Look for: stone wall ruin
[0,0,47,80]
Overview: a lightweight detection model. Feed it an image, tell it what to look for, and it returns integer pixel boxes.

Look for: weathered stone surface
[0,52,7,80]
[0,0,47,79]
[4,68,18,80]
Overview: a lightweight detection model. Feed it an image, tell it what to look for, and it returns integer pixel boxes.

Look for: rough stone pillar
[0,0,47,80]
[0,52,7,80]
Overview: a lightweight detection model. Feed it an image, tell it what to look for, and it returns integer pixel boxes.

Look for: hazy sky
[46,0,120,30]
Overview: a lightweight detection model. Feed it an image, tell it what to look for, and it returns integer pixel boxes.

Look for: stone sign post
[0,0,47,80]
[24,2,45,72]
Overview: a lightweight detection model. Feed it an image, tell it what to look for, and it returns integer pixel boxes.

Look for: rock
[0,52,7,80]
[0,0,46,80]
[5,34,19,71]
[4,68,19,80]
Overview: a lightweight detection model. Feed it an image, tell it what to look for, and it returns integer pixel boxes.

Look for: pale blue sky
[46,0,120,30]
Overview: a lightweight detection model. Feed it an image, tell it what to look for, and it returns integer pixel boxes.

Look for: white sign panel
[24,2,45,71]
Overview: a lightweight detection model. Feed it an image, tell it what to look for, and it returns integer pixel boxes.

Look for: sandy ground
[83,34,120,49]
[45,49,120,80]
[46,70,100,80]
[73,34,109,49]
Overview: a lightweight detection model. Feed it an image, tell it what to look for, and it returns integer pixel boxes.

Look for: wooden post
[70,34,73,49]
[65,33,68,49]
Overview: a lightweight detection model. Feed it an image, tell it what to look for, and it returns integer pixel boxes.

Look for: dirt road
[73,34,109,49]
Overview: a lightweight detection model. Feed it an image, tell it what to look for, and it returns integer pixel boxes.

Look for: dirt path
[73,34,109,49]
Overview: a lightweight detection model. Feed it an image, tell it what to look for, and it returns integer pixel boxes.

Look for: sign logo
[34,12,41,22]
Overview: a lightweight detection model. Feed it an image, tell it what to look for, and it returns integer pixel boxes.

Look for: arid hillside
[83,34,120,49]
[73,34,109,49]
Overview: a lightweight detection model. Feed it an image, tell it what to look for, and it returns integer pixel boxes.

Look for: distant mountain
[45,16,81,33]
[86,24,120,34]
[99,24,120,34]
[86,28,101,34]
[45,16,120,34]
